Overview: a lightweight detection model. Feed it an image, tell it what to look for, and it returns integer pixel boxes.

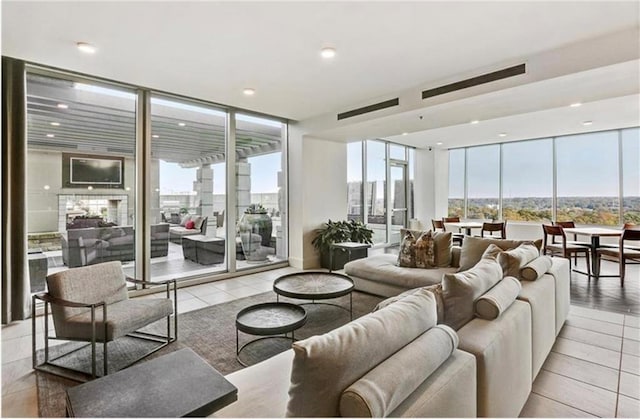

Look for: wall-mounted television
[62,153,124,189]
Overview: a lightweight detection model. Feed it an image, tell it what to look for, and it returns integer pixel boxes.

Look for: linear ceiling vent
[422,63,526,100]
[337,98,399,120]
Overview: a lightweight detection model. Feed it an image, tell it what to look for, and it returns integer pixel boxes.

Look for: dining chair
[542,224,591,278]
[552,220,591,263]
[436,218,463,246]
[480,221,507,239]
[595,227,640,286]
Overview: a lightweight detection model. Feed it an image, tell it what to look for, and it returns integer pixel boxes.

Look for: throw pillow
[180,214,192,227]
[474,276,522,320]
[286,289,438,417]
[497,243,540,278]
[185,220,195,229]
[415,231,436,268]
[442,257,503,330]
[520,255,553,281]
[400,228,452,267]
[458,236,543,272]
[397,230,418,268]
[374,283,444,322]
[481,243,504,260]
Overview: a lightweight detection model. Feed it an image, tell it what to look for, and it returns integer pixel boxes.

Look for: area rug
[36,290,383,417]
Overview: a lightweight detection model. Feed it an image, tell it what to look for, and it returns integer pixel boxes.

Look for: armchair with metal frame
[32,261,178,381]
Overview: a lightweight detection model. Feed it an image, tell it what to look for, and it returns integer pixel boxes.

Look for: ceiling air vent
[337,98,399,120]
[422,64,526,99]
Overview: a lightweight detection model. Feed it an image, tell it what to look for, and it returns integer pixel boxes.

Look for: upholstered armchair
[32,261,177,380]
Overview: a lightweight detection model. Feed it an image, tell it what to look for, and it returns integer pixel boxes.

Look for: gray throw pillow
[497,243,540,278]
[458,236,542,272]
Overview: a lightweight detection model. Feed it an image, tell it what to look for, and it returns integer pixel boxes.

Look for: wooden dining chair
[542,224,591,278]
[552,221,591,263]
[595,227,640,286]
[438,218,463,246]
[480,221,507,239]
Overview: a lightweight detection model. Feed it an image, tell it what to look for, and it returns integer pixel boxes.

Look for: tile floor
[2,264,639,417]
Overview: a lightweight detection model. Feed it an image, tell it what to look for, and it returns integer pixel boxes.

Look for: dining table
[562,227,622,278]
[447,222,483,236]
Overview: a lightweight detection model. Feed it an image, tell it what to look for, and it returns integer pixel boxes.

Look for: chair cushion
[339,325,458,417]
[521,256,553,281]
[46,261,129,324]
[475,276,521,320]
[286,289,437,417]
[497,243,540,278]
[442,257,503,330]
[459,237,542,272]
[56,298,174,342]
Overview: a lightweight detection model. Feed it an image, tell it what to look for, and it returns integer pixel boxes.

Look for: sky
[159,152,282,194]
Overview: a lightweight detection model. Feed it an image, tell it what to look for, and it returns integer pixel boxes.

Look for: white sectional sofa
[214,235,570,418]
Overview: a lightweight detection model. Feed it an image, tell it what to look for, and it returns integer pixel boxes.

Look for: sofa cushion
[442,257,503,330]
[521,255,553,281]
[193,216,205,230]
[286,289,437,417]
[339,325,458,417]
[459,236,542,272]
[497,243,540,278]
[345,254,456,289]
[475,276,521,320]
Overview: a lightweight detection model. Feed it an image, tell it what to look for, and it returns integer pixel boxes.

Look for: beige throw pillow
[475,276,522,320]
[497,243,540,278]
[458,236,542,272]
[442,257,503,330]
[339,325,458,417]
[286,289,438,417]
[374,283,444,322]
[520,255,553,281]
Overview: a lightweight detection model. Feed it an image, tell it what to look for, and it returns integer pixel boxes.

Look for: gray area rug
[36,290,383,417]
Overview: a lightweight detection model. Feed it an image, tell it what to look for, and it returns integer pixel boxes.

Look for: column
[236,158,251,221]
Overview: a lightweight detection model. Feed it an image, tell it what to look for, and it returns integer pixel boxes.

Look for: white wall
[413,148,434,230]
[288,126,347,268]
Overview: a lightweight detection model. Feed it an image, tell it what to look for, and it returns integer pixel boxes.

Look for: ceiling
[2,1,640,146]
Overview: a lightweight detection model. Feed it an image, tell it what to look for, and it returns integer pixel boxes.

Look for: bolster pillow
[520,255,553,281]
[474,276,522,320]
[339,325,458,418]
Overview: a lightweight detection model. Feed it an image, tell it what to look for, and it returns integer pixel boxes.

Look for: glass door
[389,163,408,245]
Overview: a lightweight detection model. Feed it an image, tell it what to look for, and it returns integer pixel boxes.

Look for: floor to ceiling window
[22,65,289,294]
[447,127,637,225]
[234,113,287,270]
[347,142,363,222]
[26,72,137,292]
[366,140,387,244]
[150,95,227,281]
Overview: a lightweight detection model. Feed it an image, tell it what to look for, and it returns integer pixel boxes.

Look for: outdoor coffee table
[65,348,237,417]
[273,271,355,320]
[235,302,307,367]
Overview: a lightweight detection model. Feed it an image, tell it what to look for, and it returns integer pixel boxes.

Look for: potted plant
[312,219,374,270]
[240,204,273,247]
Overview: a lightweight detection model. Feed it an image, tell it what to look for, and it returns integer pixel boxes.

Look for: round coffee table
[273,271,355,319]
[235,302,307,367]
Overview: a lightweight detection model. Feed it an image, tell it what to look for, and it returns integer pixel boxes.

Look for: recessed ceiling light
[57,103,69,109]
[43,185,50,190]
[470,120,479,125]
[152,134,159,139]
[76,42,96,54]
[569,102,582,108]
[125,187,131,191]
[87,186,93,190]
[436,142,443,146]
[50,122,60,126]
[243,88,255,96]
[402,132,408,136]
[178,122,186,127]
[46,134,55,138]
[583,121,593,126]
[320,47,336,58]
[499,133,507,137]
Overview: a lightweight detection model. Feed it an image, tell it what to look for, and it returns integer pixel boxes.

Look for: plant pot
[320,247,368,270]
[240,213,273,247]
